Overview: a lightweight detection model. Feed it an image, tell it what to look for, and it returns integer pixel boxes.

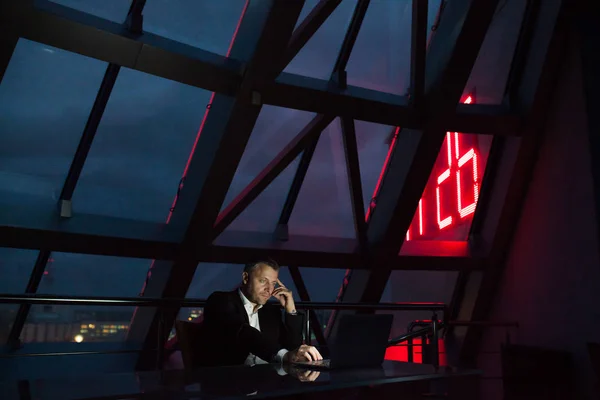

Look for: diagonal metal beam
[340,118,368,253]
[2,0,243,95]
[213,115,334,238]
[456,0,572,365]
[275,137,320,238]
[59,1,148,210]
[133,0,305,369]
[6,250,51,348]
[410,0,428,107]
[281,0,342,70]
[331,0,370,76]
[58,63,120,211]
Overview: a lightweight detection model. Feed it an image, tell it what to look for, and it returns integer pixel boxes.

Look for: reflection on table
[11,360,481,400]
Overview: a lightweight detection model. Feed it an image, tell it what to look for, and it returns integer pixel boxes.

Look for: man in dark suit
[203,259,322,366]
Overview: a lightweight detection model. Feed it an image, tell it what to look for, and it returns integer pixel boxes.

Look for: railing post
[156,308,165,371]
[305,308,311,345]
[431,311,439,368]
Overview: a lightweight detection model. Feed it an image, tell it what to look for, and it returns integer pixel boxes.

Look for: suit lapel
[258,304,277,340]
[230,289,249,324]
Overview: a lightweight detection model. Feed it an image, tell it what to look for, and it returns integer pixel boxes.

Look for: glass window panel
[464,0,526,104]
[347,0,441,95]
[49,0,131,23]
[289,120,355,238]
[0,248,38,342]
[222,106,316,207]
[380,271,457,338]
[0,39,107,214]
[0,247,38,293]
[71,68,212,223]
[284,0,356,80]
[294,0,321,30]
[143,0,247,55]
[299,267,346,333]
[22,253,155,343]
[355,121,397,215]
[224,159,300,234]
[21,306,139,344]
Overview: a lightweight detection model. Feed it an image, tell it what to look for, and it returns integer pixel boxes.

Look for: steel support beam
[410,0,428,108]
[6,250,51,347]
[454,0,571,365]
[331,0,369,77]
[213,115,334,238]
[275,138,320,239]
[2,0,243,95]
[579,1,600,267]
[59,63,120,210]
[340,118,368,253]
[262,75,522,136]
[0,213,177,260]
[132,0,305,369]
[281,0,342,70]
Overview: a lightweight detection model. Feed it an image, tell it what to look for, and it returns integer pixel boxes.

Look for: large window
[21,253,153,344]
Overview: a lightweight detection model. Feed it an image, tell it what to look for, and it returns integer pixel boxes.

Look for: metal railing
[0,293,448,368]
[386,319,520,367]
[0,293,446,311]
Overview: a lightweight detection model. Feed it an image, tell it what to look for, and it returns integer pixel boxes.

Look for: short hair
[243,259,280,275]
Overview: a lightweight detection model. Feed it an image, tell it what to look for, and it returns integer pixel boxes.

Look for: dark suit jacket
[202,290,304,366]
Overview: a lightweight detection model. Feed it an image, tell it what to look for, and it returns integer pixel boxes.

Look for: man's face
[242,264,279,305]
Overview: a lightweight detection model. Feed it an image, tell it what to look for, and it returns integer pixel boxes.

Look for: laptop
[293,314,393,370]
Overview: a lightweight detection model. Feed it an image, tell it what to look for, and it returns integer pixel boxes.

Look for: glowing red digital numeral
[454,132,479,218]
[436,133,453,230]
[406,199,423,241]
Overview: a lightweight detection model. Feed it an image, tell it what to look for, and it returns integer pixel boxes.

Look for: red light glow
[405,94,484,242]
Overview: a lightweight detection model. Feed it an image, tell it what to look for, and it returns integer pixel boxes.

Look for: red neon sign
[406,95,481,241]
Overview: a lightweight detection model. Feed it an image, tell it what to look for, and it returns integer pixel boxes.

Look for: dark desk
[7,361,481,400]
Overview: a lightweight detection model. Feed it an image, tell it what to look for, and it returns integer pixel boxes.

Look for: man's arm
[204,292,281,362]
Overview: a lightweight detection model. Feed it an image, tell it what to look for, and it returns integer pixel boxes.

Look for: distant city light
[74,334,84,343]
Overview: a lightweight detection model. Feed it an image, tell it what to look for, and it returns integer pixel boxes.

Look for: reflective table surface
[2,361,481,399]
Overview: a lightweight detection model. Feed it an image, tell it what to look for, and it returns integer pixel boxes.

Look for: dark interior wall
[478,33,600,399]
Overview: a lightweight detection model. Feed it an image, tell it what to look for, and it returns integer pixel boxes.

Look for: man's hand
[283,365,321,382]
[283,344,323,363]
[271,279,296,314]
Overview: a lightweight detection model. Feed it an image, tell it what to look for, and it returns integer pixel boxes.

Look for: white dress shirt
[238,289,288,365]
